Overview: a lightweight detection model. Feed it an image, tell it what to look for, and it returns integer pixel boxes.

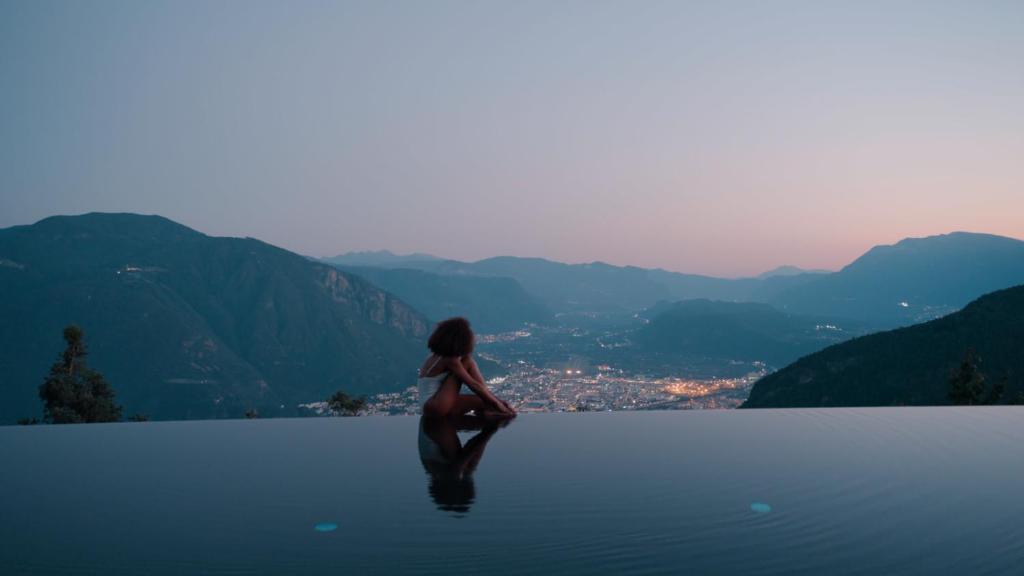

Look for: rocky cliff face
[319,266,429,338]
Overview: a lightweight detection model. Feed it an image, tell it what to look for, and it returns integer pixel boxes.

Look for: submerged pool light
[750,502,772,513]
[314,522,338,532]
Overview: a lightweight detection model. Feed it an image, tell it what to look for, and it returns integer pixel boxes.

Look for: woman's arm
[465,356,516,414]
[463,355,486,387]
[446,358,510,413]
[466,356,516,414]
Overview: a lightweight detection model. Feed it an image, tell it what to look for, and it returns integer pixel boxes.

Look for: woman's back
[418,354,447,379]
[418,355,448,403]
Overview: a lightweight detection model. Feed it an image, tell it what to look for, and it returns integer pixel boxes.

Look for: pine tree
[948,348,986,406]
[982,376,1006,406]
[39,325,122,423]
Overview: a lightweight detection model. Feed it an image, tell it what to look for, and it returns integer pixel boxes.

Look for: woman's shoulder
[419,354,450,377]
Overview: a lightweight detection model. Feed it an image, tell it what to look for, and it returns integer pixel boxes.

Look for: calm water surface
[2,409,1023,575]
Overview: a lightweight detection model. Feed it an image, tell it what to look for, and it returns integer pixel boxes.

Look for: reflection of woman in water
[418,414,507,514]
[417,317,516,418]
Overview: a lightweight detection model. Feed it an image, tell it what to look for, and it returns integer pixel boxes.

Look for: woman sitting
[418,317,516,419]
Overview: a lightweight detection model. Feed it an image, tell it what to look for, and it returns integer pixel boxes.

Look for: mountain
[757,265,830,279]
[466,258,677,314]
[634,300,864,367]
[319,233,1024,322]
[343,255,825,315]
[0,213,430,423]
[769,232,1024,327]
[323,250,441,267]
[742,285,1024,408]
[331,265,551,333]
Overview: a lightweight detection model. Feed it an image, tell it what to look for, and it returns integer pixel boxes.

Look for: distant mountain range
[324,250,441,267]
[742,285,1024,408]
[0,213,429,423]
[326,255,825,316]
[330,265,551,333]
[330,232,1024,329]
[756,265,831,279]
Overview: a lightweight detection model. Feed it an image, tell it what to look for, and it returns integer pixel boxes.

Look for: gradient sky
[2,1,1023,276]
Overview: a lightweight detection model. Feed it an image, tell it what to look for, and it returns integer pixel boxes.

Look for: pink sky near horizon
[2,1,1023,277]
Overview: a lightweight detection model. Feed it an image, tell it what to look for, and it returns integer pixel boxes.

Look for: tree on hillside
[983,376,1006,406]
[39,325,123,423]
[1011,389,1024,406]
[327,390,367,416]
[948,348,1002,405]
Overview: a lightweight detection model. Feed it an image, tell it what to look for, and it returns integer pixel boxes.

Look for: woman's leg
[452,394,487,415]
[424,374,480,417]
[454,394,513,419]
[462,355,514,416]
[424,374,489,417]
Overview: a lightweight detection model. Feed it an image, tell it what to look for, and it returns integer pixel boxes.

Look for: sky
[2,0,1023,277]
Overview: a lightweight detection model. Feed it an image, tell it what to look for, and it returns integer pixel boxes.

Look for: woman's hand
[496,399,516,416]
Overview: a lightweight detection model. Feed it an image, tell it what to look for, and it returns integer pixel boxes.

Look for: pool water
[2,408,1023,575]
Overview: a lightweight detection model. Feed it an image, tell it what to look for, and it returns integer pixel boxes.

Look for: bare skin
[420,354,516,419]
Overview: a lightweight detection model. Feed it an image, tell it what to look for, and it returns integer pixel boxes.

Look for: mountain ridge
[767,232,1024,327]
[742,284,1024,408]
[326,231,1024,323]
[330,264,551,333]
[0,213,430,422]
[635,299,865,367]
[324,249,442,267]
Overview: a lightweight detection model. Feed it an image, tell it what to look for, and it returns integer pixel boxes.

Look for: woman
[418,317,516,418]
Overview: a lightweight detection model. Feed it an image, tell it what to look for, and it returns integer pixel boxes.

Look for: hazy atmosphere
[3,0,1023,276]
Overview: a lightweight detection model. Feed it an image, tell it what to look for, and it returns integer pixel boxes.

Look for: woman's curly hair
[427,317,474,357]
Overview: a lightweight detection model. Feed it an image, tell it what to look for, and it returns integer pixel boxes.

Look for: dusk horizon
[5,1,1024,276]
[10,210,1024,278]
[319,227,1024,278]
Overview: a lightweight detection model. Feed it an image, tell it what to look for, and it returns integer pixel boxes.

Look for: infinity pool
[2,409,1023,575]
